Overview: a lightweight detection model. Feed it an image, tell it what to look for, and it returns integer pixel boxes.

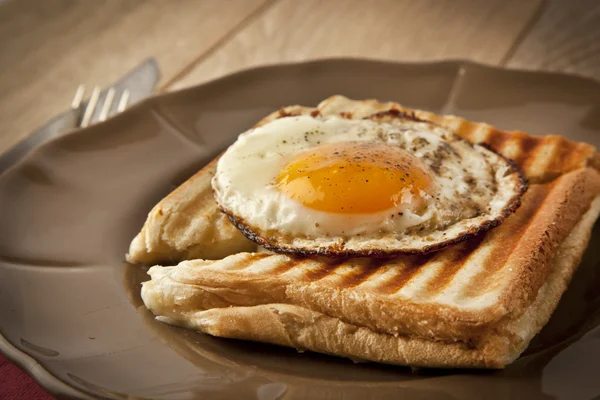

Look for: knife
[0,57,161,174]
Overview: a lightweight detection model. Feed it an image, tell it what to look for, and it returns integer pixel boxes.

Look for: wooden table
[1,0,599,152]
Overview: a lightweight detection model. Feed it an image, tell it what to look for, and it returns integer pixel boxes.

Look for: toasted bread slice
[128,96,598,265]
[137,96,600,367]
[126,158,256,264]
[141,194,600,368]
[141,168,600,339]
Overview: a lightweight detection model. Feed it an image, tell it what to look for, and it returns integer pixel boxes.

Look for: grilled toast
[127,96,598,265]
[142,182,600,368]
[133,96,600,368]
[142,192,599,367]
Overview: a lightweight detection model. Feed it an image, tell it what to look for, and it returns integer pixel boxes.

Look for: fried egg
[212,115,526,256]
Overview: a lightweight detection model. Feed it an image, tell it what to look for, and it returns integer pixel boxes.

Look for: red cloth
[0,354,55,400]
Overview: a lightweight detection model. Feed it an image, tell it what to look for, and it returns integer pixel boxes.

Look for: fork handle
[0,108,80,175]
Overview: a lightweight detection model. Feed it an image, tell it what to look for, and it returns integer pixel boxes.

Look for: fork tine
[71,85,85,110]
[98,88,116,122]
[80,86,101,128]
[117,89,130,112]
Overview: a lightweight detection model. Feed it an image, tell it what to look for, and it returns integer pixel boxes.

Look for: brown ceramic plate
[1,59,600,400]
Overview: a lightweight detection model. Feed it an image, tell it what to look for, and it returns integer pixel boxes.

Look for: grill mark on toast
[339,259,383,288]
[484,130,510,153]
[560,141,581,172]
[513,135,541,169]
[230,253,269,270]
[426,233,488,294]
[304,261,342,282]
[434,116,592,182]
[270,258,298,275]
[452,120,476,142]
[547,139,584,177]
[461,183,554,298]
[378,254,435,295]
[454,119,468,133]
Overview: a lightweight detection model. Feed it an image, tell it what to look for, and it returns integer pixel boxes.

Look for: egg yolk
[276,142,432,214]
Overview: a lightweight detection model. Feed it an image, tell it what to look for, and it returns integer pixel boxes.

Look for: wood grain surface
[506,0,600,80]
[1,0,599,153]
[0,0,268,150]
[171,0,543,89]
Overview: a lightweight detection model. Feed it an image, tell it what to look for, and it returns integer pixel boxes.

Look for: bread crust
[126,156,255,265]
[142,195,600,368]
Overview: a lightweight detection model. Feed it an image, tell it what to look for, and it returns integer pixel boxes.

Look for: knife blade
[0,57,161,174]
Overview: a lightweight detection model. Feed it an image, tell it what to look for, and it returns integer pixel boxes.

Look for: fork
[0,57,159,175]
[71,85,131,128]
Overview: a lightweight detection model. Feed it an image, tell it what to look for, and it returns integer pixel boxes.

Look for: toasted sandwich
[132,96,600,368]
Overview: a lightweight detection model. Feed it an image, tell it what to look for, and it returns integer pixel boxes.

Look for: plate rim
[2,57,600,399]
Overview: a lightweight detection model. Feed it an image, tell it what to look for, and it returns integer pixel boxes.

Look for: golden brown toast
[128,96,599,265]
[134,96,600,367]
[142,196,600,368]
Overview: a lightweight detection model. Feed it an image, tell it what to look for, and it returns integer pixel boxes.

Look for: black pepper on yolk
[276,142,432,214]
